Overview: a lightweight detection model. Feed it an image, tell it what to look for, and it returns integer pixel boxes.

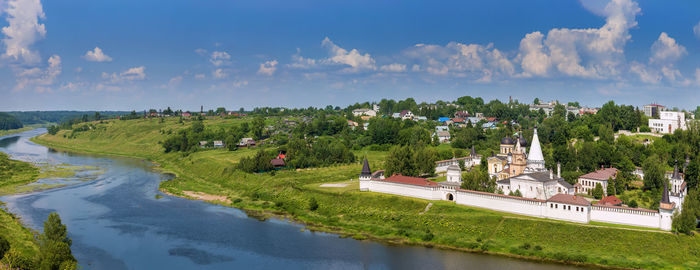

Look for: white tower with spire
[525,128,546,172]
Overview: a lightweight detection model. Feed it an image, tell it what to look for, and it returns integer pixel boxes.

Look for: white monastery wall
[590,206,660,229]
[363,180,442,200]
[454,190,545,218]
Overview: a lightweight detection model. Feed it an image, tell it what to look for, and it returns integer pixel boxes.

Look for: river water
[0,129,594,270]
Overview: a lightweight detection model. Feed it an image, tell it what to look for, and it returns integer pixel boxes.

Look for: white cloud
[169,75,183,85]
[213,68,227,79]
[629,62,660,84]
[209,51,231,66]
[194,73,205,80]
[400,42,513,80]
[102,66,146,83]
[257,60,278,76]
[411,64,420,72]
[1,0,46,64]
[321,37,376,72]
[379,63,406,72]
[517,0,640,78]
[288,48,316,69]
[15,54,61,91]
[83,47,112,62]
[650,32,686,65]
[694,21,700,39]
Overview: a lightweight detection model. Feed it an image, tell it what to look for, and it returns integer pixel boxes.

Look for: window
[550,204,553,208]
[555,204,558,209]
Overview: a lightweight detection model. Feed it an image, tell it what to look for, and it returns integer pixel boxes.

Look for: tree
[513,189,523,197]
[384,145,417,177]
[252,116,265,140]
[533,98,540,105]
[643,155,664,190]
[628,200,638,208]
[38,212,75,270]
[606,177,615,196]
[592,183,604,199]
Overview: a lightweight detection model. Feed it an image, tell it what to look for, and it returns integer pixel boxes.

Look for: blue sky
[1,0,700,111]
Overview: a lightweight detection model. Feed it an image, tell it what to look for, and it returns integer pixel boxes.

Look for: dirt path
[180,191,232,204]
[419,203,433,215]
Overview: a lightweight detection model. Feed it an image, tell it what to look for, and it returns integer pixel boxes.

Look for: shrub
[628,200,638,208]
[519,242,531,250]
[0,249,34,270]
[0,236,9,259]
[233,198,243,204]
[421,229,434,241]
[308,197,319,211]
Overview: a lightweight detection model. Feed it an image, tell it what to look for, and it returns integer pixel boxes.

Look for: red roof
[452,117,465,123]
[596,195,622,206]
[485,117,497,121]
[580,167,618,181]
[547,194,590,206]
[381,175,437,187]
[277,154,286,159]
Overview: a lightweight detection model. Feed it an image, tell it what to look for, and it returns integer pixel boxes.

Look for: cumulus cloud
[694,21,700,39]
[257,60,278,76]
[288,48,316,69]
[209,51,231,66]
[1,0,46,64]
[83,47,112,62]
[517,0,640,78]
[102,66,146,83]
[400,42,513,81]
[15,54,61,91]
[194,73,205,80]
[213,68,227,79]
[629,62,660,84]
[380,63,406,72]
[650,32,686,65]
[321,37,376,72]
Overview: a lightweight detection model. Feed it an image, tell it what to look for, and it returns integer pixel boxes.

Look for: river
[0,129,595,270]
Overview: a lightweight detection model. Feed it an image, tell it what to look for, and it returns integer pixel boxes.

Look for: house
[438,117,451,123]
[199,141,208,148]
[352,108,377,117]
[414,116,428,121]
[481,121,497,129]
[392,112,401,118]
[277,151,286,160]
[181,113,191,117]
[213,141,224,148]
[238,138,256,147]
[363,122,370,130]
[435,131,451,143]
[451,117,465,124]
[649,111,687,134]
[466,117,481,125]
[347,120,359,130]
[270,158,286,168]
[597,195,622,206]
[435,126,449,132]
[454,111,469,118]
[577,167,618,195]
[399,110,414,120]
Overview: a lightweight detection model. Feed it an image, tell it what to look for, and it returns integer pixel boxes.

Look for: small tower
[446,164,462,183]
[360,157,372,181]
[669,161,687,211]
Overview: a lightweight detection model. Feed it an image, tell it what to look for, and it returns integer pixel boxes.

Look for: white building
[434,147,481,173]
[643,104,665,117]
[352,108,377,117]
[649,111,686,134]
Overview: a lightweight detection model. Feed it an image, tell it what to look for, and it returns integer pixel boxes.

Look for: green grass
[618,189,660,210]
[31,118,700,269]
[0,153,40,261]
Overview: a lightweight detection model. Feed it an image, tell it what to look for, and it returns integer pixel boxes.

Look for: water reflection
[0,129,596,270]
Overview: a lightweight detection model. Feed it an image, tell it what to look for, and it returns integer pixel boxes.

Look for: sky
[1,0,700,111]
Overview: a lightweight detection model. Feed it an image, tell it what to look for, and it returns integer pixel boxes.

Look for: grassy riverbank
[32,118,700,269]
[0,124,46,137]
[0,153,40,262]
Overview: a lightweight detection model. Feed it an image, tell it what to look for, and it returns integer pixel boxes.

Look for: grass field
[0,153,40,262]
[31,117,700,269]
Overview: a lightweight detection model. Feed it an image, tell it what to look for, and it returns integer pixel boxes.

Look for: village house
[238,138,256,147]
[399,110,414,120]
[454,111,469,118]
[213,141,224,148]
[434,131,451,143]
[199,141,208,148]
[434,147,480,173]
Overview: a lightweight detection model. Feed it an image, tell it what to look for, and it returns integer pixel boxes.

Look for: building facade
[649,111,687,134]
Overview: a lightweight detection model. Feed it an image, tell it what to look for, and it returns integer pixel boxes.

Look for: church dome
[500,137,514,145]
[518,136,528,147]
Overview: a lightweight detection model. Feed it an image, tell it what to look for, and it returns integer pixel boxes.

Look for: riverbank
[0,124,46,138]
[0,152,40,263]
[31,118,700,269]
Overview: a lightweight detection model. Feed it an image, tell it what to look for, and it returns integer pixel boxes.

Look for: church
[496,128,574,199]
[487,134,527,180]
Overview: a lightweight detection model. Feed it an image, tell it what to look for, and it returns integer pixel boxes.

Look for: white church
[360,128,684,231]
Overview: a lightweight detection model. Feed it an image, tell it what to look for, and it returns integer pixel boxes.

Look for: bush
[519,242,531,250]
[308,197,319,211]
[628,200,638,208]
[421,229,434,241]
[233,198,243,204]
[0,248,34,270]
[0,236,9,259]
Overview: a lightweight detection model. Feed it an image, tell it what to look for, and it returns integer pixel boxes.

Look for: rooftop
[381,175,438,187]
[596,195,622,206]
[547,194,590,206]
[580,167,618,181]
